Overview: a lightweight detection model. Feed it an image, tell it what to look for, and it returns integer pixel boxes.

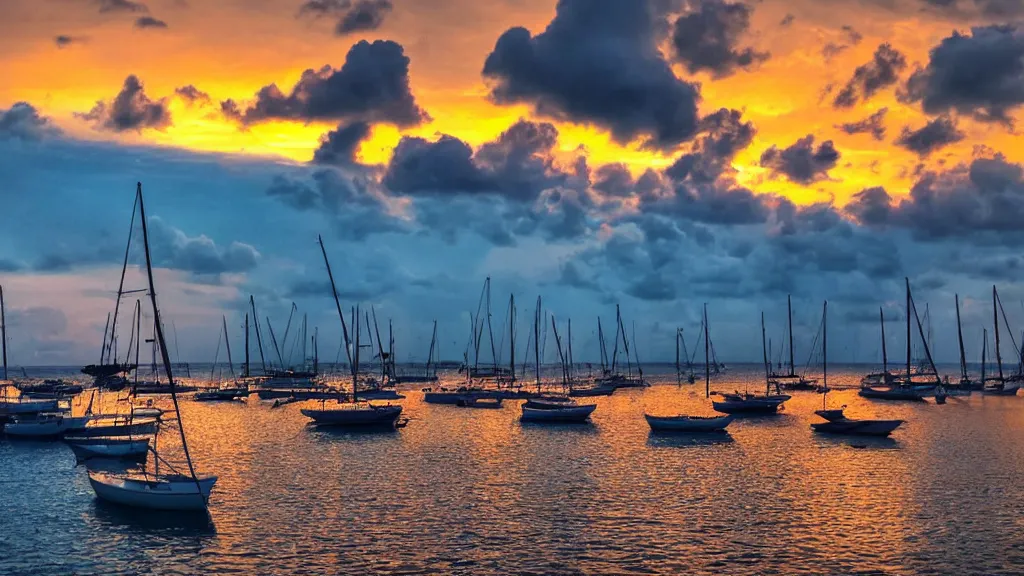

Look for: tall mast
[372,307,385,380]
[906,278,912,379]
[136,183,199,484]
[353,306,360,400]
[618,305,632,377]
[106,192,139,366]
[550,316,568,390]
[703,303,710,399]
[880,307,888,376]
[908,279,940,383]
[133,300,141,396]
[675,328,681,385]
[302,314,308,370]
[267,319,283,371]
[534,296,541,391]
[426,320,437,378]
[313,327,319,376]
[787,294,795,376]
[566,317,573,383]
[761,311,770,395]
[822,300,828,409]
[99,313,111,365]
[956,294,967,380]
[597,318,608,373]
[1,285,7,381]
[244,313,250,378]
[317,235,353,369]
[222,315,234,378]
[485,277,497,372]
[981,328,988,386]
[509,294,516,383]
[610,305,621,373]
[994,286,1004,380]
[280,303,297,368]
[249,296,267,374]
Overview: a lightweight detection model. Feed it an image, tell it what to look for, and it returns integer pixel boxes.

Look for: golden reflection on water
[4,365,1024,575]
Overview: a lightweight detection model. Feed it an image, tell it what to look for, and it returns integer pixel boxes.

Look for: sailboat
[520,310,597,423]
[593,305,647,389]
[87,182,217,512]
[860,279,941,401]
[983,286,1021,396]
[944,294,978,395]
[300,236,404,428]
[646,304,733,432]
[674,328,697,385]
[812,301,905,436]
[768,295,818,391]
[194,316,251,401]
[0,286,60,421]
[711,311,791,414]
[390,320,440,384]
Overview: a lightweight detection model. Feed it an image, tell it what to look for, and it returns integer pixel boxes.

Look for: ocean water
[3,364,1024,575]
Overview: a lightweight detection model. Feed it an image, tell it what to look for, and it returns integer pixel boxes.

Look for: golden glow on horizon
[2,0,1021,206]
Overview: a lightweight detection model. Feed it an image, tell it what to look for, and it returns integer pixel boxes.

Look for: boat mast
[675,328,681,385]
[249,296,267,374]
[316,235,353,370]
[280,303,296,368]
[550,316,568,391]
[981,328,988,386]
[880,307,888,377]
[610,305,621,374]
[0,285,6,381]
[313,327,319,376]
[908,279,940,383]
[788,294,795,377]
[618,306,632,378]
[133,300,141,396]
[567,317,573,384]
[509,294,516,384]
[353,305,360,401]
[485,277,497,374]
[822,300,828,409]
[99,312,110,366]
[426,320,437,378]
[371,307,386,380]
[703,303,710,399]
[906,278,912,381]
[761,311,770,395]
[136,182,199,485]
[994,286,1004,381]
[106,192,139,366]
[222,315,234,379]
[534,296,541,393]
[956,294,968,380]
[597,318,608,374]
[244,313,250,378]
[266,319,283,372]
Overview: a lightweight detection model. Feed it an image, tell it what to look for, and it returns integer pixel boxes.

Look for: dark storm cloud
[669,0,770,78]
[96,0,147,13]
[664,108,755,183]
[894,115,965,156]
[174,85,210,104]
[640,169,772,226]
[836,108,888,140]
[901,25,1024,125]
[833,43,907,108]
[147,218,259,274]
[845,156,1024,242]
[135,16,168,28]
[0,259,24,272]
[266,169,406,240]
[77,75,171,132]
[759,135,840,184]
[481,0,701,151]
[0,103,63,140]
[233,40,426,127]
[312,121,371,166]
[382,119,566,202]
[297,0,393,35]
[336,0,393,35]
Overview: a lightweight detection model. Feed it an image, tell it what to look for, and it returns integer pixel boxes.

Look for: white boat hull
[645,414,734,432]
[983,384,1020,396]
[521,404,596,422]
[0,398,59,415]
[4,418,64,438]
[67,437,150,459]
[88,471,216,511]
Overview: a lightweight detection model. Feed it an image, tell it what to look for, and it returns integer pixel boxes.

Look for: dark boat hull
[811,419,904,437]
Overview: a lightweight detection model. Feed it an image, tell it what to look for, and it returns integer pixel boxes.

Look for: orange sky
[1,0,1018,207]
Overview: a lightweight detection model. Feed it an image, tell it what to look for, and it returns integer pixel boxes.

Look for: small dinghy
[645,414,733,432]
[456,396,503,409]
[88,471,217,511]
[66,437,150,460]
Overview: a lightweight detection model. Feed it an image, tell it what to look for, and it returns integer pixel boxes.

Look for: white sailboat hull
[67,437,150,459]
[645,414,733,432]
[521,404,596,422]
[88,471,216,511]
[0,398,59,415]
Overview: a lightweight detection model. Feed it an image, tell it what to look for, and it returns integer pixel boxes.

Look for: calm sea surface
[3,364,1024,575]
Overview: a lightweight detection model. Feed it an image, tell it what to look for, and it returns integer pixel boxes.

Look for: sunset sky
[2,0,1024,367]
